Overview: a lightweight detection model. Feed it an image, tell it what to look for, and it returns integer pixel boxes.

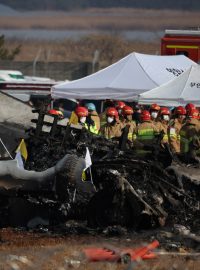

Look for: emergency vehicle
[161,29,200,63]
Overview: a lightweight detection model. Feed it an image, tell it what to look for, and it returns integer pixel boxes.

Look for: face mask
[80,116,86,124]
[107,116,114,124]
[151,112,158,119]
[163,115,169,121]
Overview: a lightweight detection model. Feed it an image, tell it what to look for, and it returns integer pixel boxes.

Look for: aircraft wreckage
[0,94,199,232]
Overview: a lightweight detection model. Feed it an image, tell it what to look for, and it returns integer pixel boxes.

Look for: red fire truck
[161,29,200,63]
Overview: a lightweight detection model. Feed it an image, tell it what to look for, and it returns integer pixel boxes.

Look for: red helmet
[150,103,160,111]
[185,103,196,112]
[188,108,199,119]
[106,107,119,118]
[160,107,170,115]
[75,106,88,117]
[122,105,133,115]
[141,110,151,121]
[115,101,126,110]
[48,109,64,118]
[175,106,186,115]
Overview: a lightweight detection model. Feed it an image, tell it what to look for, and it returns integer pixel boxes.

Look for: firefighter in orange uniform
[150,103,160,126]
[120,105,136,141]
[156,107,170,144]
[99,107,122,139]
[180,108,200,162]
[75,106,98,134]
[169,106,186,154]
[115,101,126,121]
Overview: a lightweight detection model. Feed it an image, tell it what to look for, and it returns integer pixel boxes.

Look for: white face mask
[107,116,114,124]
[151,112,158,119]
[163,115,169,121]
[80,116,86,124]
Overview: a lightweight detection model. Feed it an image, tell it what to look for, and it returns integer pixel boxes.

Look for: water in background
[1,28,163,42]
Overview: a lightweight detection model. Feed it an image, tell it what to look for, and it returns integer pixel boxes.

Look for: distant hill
[0,0,200,11]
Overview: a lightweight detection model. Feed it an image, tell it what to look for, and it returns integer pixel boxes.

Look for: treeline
[1,0,200,11]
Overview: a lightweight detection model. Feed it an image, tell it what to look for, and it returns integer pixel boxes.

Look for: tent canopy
[139,65,200,107]
[51,52,196,101]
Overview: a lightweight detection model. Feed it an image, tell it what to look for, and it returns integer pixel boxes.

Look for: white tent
[139,65,200,107]
[51,52,196,101]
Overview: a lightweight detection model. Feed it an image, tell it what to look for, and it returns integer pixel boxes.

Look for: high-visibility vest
[128,133,137,141]
[169,127,180,141]
[137,128,155,141]
[84,123,98,134]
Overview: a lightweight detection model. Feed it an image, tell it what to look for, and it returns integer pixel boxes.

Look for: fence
[0,61,97,81]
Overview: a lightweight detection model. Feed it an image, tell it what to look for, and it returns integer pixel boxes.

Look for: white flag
[84,147,92,170]
[15,151,24,169]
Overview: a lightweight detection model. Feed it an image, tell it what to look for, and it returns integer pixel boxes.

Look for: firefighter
[169,106,186,154]
[133,110,159,149]
[150,103,160,125]
[85,103,100,132]
[180,108,200,162]
[185,103,196,116]
[115,101,126,121]
[121,105,136,141]
[157,107,170,144]
[75,106,98,134]
[99,107,122,139]
[100,100,115,127]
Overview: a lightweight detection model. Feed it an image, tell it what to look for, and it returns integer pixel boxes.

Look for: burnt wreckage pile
[1,107,200,231]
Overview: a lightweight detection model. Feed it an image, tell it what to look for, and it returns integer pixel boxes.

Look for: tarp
[138,65,200,106]
[51,52,196,101]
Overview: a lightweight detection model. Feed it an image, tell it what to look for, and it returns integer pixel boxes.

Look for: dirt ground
[0,228,199,270]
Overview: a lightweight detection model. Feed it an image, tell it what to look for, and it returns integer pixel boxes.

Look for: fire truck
[161,29,200,63]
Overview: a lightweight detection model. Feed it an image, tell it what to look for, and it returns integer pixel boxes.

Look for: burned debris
[0,104,199,235]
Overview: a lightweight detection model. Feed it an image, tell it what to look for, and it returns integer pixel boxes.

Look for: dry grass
[5,38,160,63]
[0,8,200,30]
[2,7,198,64]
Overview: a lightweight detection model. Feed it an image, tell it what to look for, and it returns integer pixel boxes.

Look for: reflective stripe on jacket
[137,128,155,141]
[85,123,99,134]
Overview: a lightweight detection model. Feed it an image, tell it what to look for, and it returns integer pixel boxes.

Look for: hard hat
[48,109,64,118]
[85,103,96,111]
[160,107,170,115]
[175,106,186,115]
[75,106,88,117]
[140,110,151,121]
[106,107,119,118]
[122,105,133,115]
[150,103,160,111]
[188,108,199,119]
[185,103,196,112]
[115,101,126,110]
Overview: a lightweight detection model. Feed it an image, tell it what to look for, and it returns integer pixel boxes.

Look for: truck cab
[161,29,200,63]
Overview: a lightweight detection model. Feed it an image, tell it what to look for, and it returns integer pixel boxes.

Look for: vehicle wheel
[55,155,94,202]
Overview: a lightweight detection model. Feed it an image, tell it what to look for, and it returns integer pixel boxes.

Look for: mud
[0,227,200,270]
